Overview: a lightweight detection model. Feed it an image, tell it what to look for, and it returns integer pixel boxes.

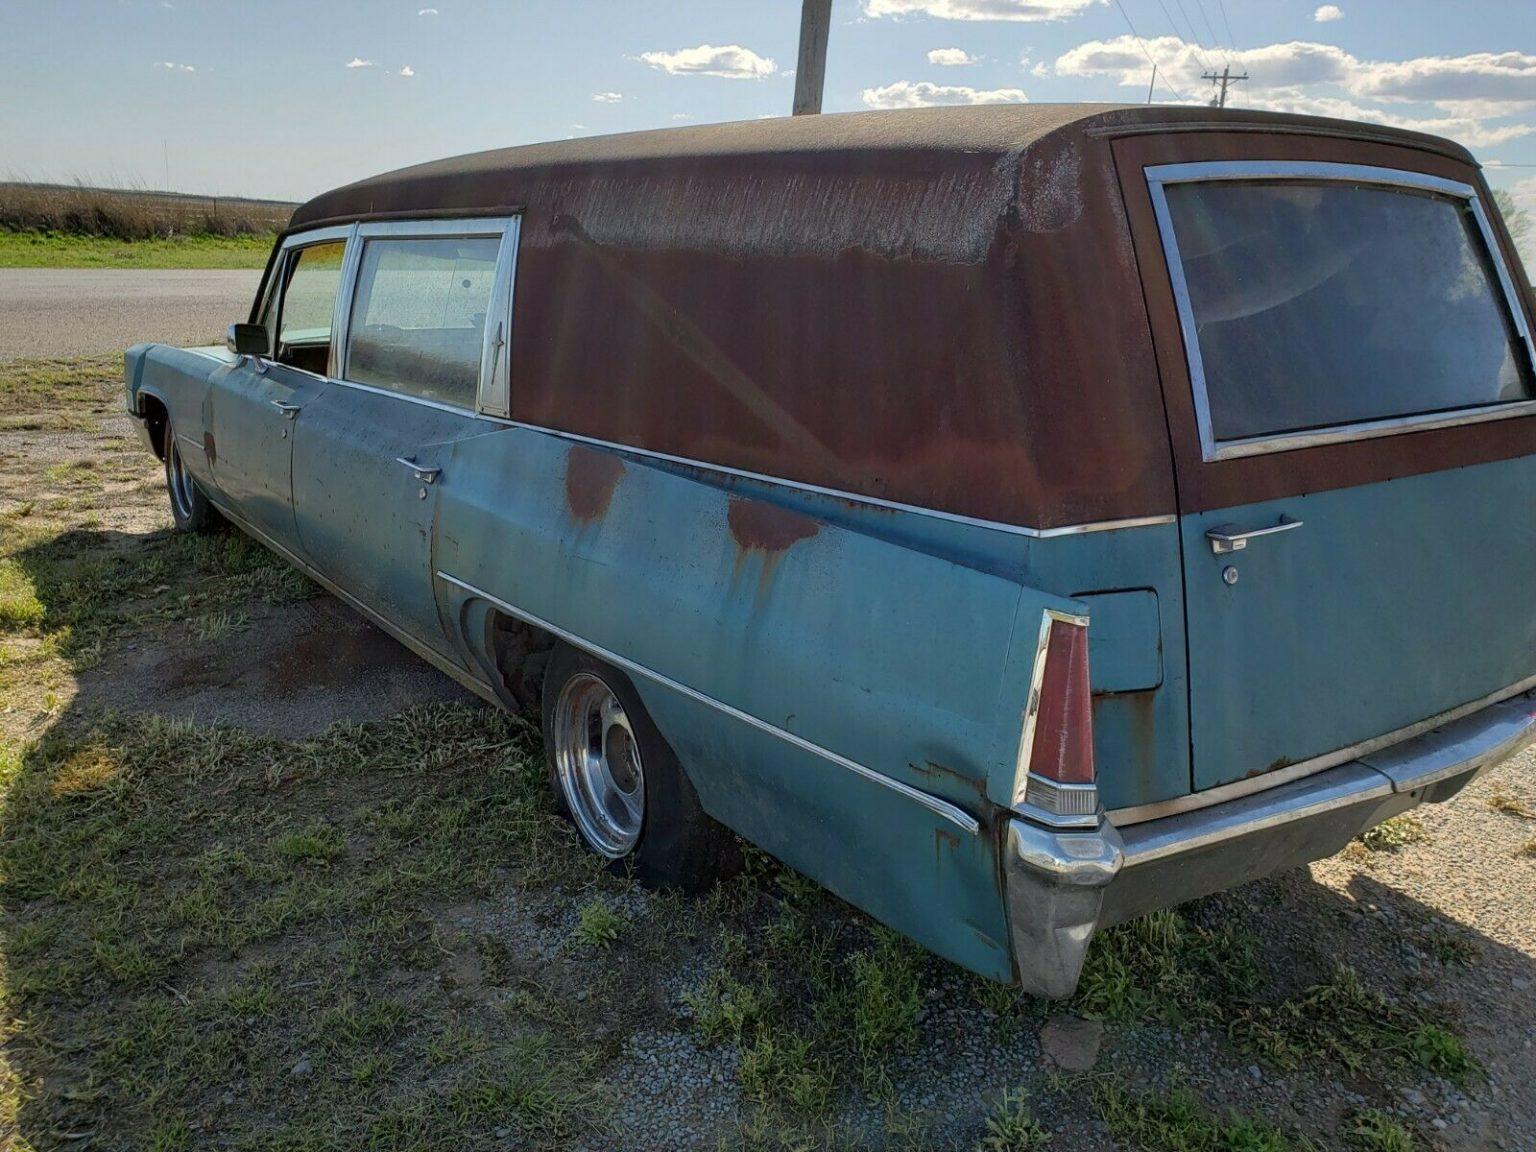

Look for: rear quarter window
[344,235,502,409]
[1154,171,1536,455]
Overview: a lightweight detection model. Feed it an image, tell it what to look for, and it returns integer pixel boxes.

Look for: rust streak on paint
[934,826,960,864]
[564,445,626,522]
[202,432,217,466]
[727,497,819,554]
[912,760,989,799]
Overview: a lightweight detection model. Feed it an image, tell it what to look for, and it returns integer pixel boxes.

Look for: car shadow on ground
[2,522,1533,1150]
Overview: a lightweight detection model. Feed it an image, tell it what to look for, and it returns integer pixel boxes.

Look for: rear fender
[435,427,1086,978]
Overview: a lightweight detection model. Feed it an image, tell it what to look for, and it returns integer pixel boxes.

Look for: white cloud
[156,61,195,72]
[1062,37,1536,115]
[865,0,1099,21]
[345,57,375,69]
[1313,4,1343,21]
[861,80,1027,108]
[417,7,438,14]
[1242,89,1532,148]
[592,91,624,103]
[671,112,692,120]
[399,66,415,77]
[1351,52,1536,106]
[927,48,978,66]
[638,44,776,79]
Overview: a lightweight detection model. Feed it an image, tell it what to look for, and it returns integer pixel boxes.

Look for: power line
[1111,0,1191,101]
[1214,0,1238,54]
[1155,0,1211,72]
[1172,0,1216,67]
[1192,0,1227,63]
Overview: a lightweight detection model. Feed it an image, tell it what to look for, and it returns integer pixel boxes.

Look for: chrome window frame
[260,224,356,381]
[1146,160,1536,463]
[338,216,522,417]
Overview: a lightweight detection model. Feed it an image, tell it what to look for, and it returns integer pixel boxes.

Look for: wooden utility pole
[1202,64,1248,108]
[792,0,833,115]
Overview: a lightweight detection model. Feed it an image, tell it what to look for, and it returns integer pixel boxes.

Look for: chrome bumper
[1004,688,1536,999]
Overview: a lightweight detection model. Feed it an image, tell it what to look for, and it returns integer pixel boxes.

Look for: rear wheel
[542,644,736,889]
[164,421,218,534]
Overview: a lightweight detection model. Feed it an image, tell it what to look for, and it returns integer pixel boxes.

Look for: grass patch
[0,354,120,417]
[1073,909,1258,1024]
[0,229,276,269]
[1237,966,1476,1084]
[1073,909,1475,1086]
[976,1088,1050,1151]
[1093,1079,1306,1152]
[572,897,624,948]
[1519,839,1536,860]
[682,889,924,1114]
[1344,1109,1418,1151]
[1488,792,1535,820]
[0,704,608,1146]
[1358,814,1428,852]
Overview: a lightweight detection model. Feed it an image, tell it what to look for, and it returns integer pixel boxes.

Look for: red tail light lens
[1014,612,1099,826]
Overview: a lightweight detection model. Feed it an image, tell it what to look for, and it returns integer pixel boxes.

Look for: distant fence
[0,183,296,239]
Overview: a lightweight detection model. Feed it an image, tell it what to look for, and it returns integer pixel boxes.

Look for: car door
[1116,133,1536,795]
[209,232,348,549]
[290,217,519,663]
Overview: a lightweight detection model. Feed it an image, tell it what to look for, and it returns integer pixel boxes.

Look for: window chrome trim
[334,216,521,415]
[434,570,982,835]
[258,225,358,379]
[506,420,1176,539]
[1146,160,1536,463]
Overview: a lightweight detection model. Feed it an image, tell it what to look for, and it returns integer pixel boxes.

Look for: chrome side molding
[435,570,982,835]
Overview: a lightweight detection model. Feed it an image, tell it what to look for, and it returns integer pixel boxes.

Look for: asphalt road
[0,268,262,362]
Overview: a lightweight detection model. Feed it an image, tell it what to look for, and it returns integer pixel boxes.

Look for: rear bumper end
[1004,687,1536,998]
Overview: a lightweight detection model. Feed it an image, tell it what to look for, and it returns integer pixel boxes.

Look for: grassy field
[0,230,275,269]
[0,357,1514,1149]
[0,183,289,269]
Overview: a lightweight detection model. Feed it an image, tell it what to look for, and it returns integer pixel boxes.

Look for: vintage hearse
[124,104,1536,997]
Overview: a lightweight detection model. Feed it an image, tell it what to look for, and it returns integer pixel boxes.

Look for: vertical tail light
[1013,610,1100,827]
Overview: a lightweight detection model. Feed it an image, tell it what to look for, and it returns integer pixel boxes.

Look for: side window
[343,235,501,409]
[275,240,347,375]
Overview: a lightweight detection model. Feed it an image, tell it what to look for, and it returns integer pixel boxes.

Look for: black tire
[164,420,219,534]
[541,643,737,890]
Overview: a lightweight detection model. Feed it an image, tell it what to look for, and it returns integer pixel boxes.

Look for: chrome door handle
[271,401,301,419]
[1206,516,1303,555]
[396,457,441,484]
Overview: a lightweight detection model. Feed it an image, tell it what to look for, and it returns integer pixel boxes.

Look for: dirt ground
[0,356,1532,1151]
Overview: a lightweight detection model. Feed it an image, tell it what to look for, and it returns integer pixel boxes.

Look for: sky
[3,0,1535,263]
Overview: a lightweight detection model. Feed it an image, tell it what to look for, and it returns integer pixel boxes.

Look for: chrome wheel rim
[167,432,196,520]
[552,672,645,858]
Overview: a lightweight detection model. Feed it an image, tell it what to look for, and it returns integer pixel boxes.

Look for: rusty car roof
[290,103,1476,230]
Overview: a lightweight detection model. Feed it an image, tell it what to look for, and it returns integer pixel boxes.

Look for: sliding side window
[343,234,504,410]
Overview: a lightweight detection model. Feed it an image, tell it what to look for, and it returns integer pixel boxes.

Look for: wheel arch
[137,391,170,460]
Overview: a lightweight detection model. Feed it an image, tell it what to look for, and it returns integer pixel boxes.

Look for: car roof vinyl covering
[291,104,1476,231]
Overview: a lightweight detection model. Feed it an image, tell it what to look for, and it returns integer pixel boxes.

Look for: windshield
[1161,178,1534,448]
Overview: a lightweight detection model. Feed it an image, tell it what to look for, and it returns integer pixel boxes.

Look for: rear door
[1116,132,1536,793]
[291,217,518,662]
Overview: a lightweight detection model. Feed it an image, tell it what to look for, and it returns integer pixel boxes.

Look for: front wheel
[164,421,219,534]
[542,644,737,890]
